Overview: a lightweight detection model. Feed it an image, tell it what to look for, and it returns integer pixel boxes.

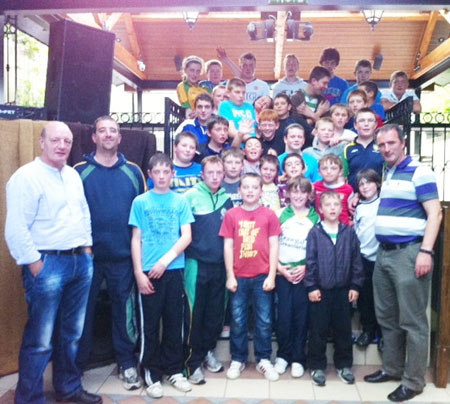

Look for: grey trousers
[373,242,430,391]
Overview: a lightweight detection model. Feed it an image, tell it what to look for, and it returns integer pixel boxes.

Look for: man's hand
[148,262,166,279]
[29,259,43,277]
[348,289,359,302]
[308,289,321,302]
[136,272,155,295]
[226,277,238,292]
[263,276,275,291]
[415,251,433,278]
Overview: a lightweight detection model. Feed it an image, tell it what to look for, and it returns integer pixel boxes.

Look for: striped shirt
[375,156,439,244]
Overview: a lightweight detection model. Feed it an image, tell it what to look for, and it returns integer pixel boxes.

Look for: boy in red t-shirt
[219,173,281,382]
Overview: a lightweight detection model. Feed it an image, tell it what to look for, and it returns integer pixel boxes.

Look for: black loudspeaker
[45,19,115,124]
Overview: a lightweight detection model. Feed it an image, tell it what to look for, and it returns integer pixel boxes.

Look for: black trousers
[357,257,379,334]
[185,260,225,375]
[308,287,353,370]
[140,269,185,382]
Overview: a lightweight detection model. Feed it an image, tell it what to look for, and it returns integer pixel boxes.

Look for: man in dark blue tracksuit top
[75,116,146,390]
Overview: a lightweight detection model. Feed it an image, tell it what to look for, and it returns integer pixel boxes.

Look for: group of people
[4,47,439,404]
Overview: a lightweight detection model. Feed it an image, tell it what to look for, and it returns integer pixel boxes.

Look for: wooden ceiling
[64,10,449,88]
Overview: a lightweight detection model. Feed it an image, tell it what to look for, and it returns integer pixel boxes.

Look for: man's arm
[223,237,237,292]
[216,47,242,78]
[263,234,279,291]
[149,223,192,279]
[131,226,154,295]
[416,198,442,277]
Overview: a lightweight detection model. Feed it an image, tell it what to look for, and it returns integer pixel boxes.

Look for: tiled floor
[2,362,450,404]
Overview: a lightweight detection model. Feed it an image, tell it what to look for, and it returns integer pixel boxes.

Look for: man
[272,54,306,97]
[319,47,348,106]
[380,70,422,114]
[364,124,442,402]
[296,66,331,124]
[216,47,270,104]
[175,93,214,145]
[340,59,381,104]
[75,116,146,390]
[5,122,101,404]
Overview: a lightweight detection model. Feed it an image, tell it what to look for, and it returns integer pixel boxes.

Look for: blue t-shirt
[147,163,202,193]
[218,99,257,137]
[129,190,194,272]
[323,75,348,106]
[278,152,321,183]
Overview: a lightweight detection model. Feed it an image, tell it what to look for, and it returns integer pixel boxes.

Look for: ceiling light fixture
[182,11,199,31]
[362,10,384,31]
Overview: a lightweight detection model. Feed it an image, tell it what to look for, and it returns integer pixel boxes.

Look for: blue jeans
[15,253,93,404]
[230,275,273,363]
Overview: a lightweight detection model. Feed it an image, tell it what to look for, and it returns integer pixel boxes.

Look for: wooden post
[434,205,450,387]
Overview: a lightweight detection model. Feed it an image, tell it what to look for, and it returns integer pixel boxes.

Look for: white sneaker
[189,367,206,385]
[145,381,163,398]
[291,362,305,378]
[119,366,142,390]
[226,361,245,379]
[256,359,279,381]
[274,357,289,375]
[204,350,224,373]
[167,373,192,392]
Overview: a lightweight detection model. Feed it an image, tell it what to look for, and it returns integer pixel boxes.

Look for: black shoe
[57,390,103,404]
[364,369,402,383]
[356,331,373,348]
[387,385,423,402]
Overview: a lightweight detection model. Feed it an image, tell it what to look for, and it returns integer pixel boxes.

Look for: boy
[184,156,234,384]
[278,123,320,182]
[359,80,386,121]
[242,137,263,175]
[221,148,244,207]
[314,154,353,225]
[258,109,284,155]
[341,59,381,104]
[381,70,422,114]
[303,117,348,162]
[260,154,281,210]
[320,48,349,106]
[329,103,356,145]
[305,191,364,386]
[220,173,282,381]
[196,116,230,162]
[342,108,384,191]
[347,90,382,131]
[129,152,194,398]
[218,77,256,141]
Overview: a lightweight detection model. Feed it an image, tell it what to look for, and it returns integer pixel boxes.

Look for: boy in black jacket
[305,190,364,387]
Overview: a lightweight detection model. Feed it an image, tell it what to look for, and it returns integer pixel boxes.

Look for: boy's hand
[136,272,155,295]
[239,119,255,136]
[262,276,275,291]
[216,46,227,60]
[185,108,196,119]
[148,262,166,279]
[348,193,360,216]
[316,99,330,116]
[291,265,306,284]
[348,289,359,302]
[226,277,238,293]
[329,135,341,146]
[267,148,278,157]
[308,289,321,302]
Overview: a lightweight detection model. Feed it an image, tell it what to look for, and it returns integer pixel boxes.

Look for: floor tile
[0,373,18,389]
[84,363,117,378]
[225,378,269,398]
[409,383,450,402]
[162,380,189,397]
[269,379,314,400]
[312,380,361,401]
[186,378,226,398]
[365,344,382,365]
[356,380,400,401]
[98,375,143,396]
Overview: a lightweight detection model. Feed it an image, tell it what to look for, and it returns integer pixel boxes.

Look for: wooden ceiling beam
[273,11,287,80]
[411,37,450,80]
[114,42,147,80]
[105,12,122,30]
[416,11,438,64]
[124,13,141,59]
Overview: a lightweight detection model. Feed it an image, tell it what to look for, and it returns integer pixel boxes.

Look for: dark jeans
[139,269,185,382]
[77,258,138,371]
[275,276,309,366]
[230,275,273,363]
[185,259,225,375]
[308,287,353,370]
[15,253,93,404]
[357,257,379,335]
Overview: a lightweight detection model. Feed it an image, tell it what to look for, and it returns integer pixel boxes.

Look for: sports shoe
[291,362,305,378]
[227,361,245,379]
[189,367,206,385]
[146,381,163,398]
[311,369,326,386]
[167,373,192,392]
[274,357,288,375]
[336,367,355,384]
[119,367,142,390]
[204,350,224,373]
[256,359,279,381]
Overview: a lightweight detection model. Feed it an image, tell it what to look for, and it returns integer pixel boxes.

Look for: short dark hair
[244,136,263,148]
[207,116,229,132]
[239,52,256,64]
[194,93,213,108]
[287,177,314,206]
[354,107,377,123]
[359,80,378,97]
[260,154,279,171]
[356,169,381,198]
[283,152,305,171]
[320,48,340,65]
[174,131,198,148]
[355,59,372,71]
[348,89,368,103]
[375,123,405,143]
[319,190,341,206]
[148,152,173,171]
[227,77,246,91]
[93,115,118,133]
[318,153,342,169]
[274,93,292,106]
[309,66,331,83]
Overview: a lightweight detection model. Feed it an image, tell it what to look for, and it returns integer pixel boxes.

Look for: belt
[39,247,85,256]
[380,237,423,251]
